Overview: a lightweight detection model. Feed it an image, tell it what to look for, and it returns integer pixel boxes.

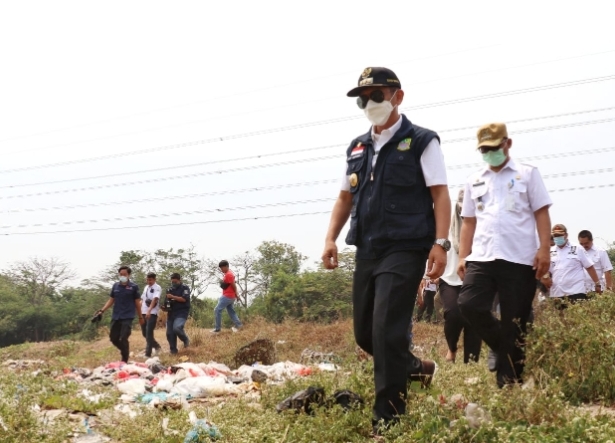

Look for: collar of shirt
[371,115,402,152]
[480,157,518,177]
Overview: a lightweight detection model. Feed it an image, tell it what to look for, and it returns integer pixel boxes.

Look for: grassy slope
[0,319,614,442]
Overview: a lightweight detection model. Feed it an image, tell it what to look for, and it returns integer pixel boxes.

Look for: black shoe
[409,359,436,388]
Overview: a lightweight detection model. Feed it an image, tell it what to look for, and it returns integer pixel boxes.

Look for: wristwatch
[434,238,451,252]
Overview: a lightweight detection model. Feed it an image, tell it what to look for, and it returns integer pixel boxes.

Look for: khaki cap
[476,123,508,148]
[552,224,568,235]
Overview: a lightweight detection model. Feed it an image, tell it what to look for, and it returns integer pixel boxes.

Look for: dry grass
[0,317,364,370]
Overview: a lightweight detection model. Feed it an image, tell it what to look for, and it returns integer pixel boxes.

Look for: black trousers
[416,290,436,322]
[458,260,535,387]
[353,250,428,425]
[439,281,482,363]
[109,319,133,363]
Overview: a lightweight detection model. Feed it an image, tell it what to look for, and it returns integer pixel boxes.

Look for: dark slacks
[109,319,133,363]
[140,313,161,356]
[416,290,436,322]
[439,281,482,363]
[458,260,535,387]
[353,250,428,425]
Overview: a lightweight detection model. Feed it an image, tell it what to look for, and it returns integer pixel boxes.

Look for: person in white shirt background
[439,189,482,363]
[578,230,613,292]
[416,272,438,323]
[457,122,552,388]
[542,224,602,304]
[140,272,162,357]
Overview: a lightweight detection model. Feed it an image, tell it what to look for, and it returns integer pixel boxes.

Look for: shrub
[526,292,615,404]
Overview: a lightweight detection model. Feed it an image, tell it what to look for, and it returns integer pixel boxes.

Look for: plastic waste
[465,403,490,428]
[183,411,221,442]
[171,376,240,398]
[117,379,147,396]
[276,386,325,414]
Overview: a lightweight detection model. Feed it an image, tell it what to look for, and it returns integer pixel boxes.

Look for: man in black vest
[322,67,451,436]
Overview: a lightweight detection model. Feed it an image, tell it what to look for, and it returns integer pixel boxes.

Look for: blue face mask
[554,236,566,247]
[482,148,507,167]
[119,276,128,283]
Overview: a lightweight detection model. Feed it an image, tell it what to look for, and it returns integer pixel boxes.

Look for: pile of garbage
[53,357,319,409]
[2,348,344,442]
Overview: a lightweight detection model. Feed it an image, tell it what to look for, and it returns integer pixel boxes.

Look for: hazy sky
[1,1,614,295]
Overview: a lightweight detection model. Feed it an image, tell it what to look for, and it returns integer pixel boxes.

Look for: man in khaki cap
[457,122,553,388]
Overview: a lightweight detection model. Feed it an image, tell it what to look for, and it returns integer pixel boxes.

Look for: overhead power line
[1,182,614,237]
[0,198,336,230]
[4,144,615,213]
[3,105,614,187]
[2,74,614,174]
[1,169,613,228]
[3,48,614,156]
[0,179,340,213]
[0,44,500,146]
[2,139,615,201]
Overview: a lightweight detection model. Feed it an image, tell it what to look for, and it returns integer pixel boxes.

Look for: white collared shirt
[582,245,613,291]
[549,242,594,297]
[141,283,162,315]
[461,158,552,266]
[441,247,463,286]
[340,115,448,190]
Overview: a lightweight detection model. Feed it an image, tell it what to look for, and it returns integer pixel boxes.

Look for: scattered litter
[329,390,364,411]
[276,386,325,414]
[3,359,46,370]
[79,389,105,403]
[183,411,221,442]
[73,435,111,443]
[117,378,147,396]
[250,369,268,383]
[317,362,339,372]
[300,349,339,365]
[522,376,535,391]
[449,394,468,409]
[465,403,491,428]
[464,377,480,385]
[114,404,140,419]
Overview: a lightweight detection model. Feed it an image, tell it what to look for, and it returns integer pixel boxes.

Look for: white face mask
[364,91,397,126]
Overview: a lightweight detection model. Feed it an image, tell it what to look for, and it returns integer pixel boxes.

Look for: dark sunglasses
[478,140,507,154]
[356,90,386,109]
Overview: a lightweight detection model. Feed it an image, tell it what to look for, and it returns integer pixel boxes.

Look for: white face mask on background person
[364,91,397,126]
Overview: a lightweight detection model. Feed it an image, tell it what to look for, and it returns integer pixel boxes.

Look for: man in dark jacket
[322,67,451,436]
[163,272,191,354]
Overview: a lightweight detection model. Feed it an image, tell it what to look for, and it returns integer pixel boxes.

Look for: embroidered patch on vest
[397,138,411,151]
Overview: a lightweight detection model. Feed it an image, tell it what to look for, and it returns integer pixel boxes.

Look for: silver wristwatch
[434,238,451,252]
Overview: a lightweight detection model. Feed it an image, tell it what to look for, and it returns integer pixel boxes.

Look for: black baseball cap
[346,67,401,97]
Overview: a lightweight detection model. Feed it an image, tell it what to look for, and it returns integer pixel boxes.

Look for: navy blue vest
[344,115,439,259]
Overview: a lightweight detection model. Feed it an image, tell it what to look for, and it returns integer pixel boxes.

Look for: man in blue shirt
[163,272,191,354]
[96,266,144,363]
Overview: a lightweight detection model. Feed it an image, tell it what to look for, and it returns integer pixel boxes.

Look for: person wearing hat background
[541,224,602,304]
[578,229,613,292]
[322,67,451,435]
[457,122,552,388]
[164,273,191,354]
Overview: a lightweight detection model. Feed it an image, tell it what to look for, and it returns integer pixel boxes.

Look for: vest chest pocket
[346,157,365,193]
[383,153,417,187]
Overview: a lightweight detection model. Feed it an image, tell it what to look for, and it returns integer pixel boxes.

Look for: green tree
[253,241,306,298]
[6,257,75,305]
